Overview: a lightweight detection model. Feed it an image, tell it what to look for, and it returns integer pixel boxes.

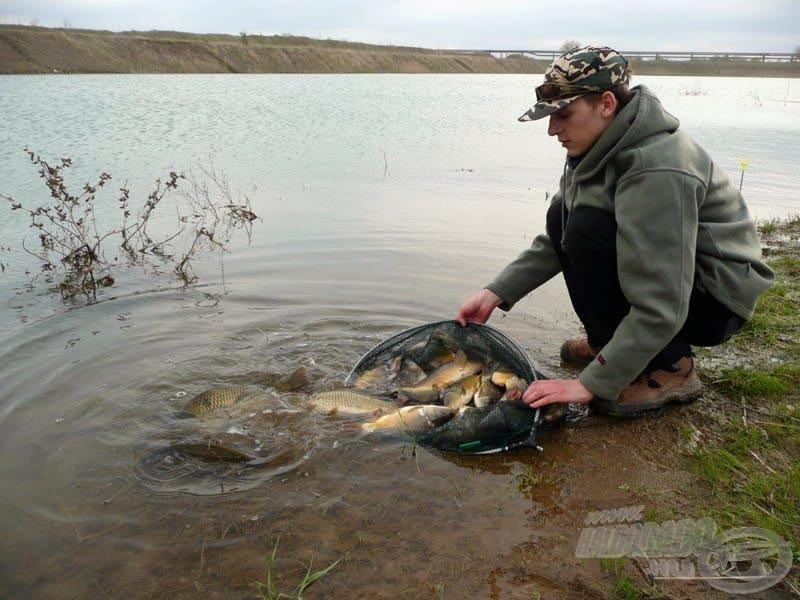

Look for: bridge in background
[447,50,798,63]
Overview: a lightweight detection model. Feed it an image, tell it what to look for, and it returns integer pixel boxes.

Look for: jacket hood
[573,85,680,182]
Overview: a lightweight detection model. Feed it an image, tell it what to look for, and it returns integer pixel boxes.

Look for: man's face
[547,96,614,157]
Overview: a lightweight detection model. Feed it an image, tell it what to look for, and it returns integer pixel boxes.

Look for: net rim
[344,319,539,386]
[343,319,543,454]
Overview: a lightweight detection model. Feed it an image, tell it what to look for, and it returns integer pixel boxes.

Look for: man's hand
[521,378,593,408]
[456,289,503,327]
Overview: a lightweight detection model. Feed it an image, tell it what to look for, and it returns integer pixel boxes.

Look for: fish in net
[345,320,562,454]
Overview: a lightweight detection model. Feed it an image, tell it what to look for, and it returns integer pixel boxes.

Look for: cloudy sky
[2,0,799,53]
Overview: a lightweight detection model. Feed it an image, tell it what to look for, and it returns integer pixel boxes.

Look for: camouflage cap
[518,46,630,122]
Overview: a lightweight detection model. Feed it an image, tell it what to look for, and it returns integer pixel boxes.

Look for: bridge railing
[445,50,798,63]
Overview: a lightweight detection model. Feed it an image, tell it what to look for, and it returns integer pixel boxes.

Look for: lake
[0,74,798,599]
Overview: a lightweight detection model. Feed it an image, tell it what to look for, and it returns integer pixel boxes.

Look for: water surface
[0,74,798,598]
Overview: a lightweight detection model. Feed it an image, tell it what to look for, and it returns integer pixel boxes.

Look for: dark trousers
[546,199,745,371]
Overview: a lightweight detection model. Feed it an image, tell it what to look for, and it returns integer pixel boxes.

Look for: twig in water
[197,538,206,579]
[58,495,85,542]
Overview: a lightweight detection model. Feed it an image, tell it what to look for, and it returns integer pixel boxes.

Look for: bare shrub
[174,160,258,284]
[2,149,258,300]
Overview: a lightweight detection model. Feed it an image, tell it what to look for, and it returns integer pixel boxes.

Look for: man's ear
[600,90,618,118]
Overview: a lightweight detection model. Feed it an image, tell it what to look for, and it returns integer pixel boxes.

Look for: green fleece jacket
[487,85,774,401]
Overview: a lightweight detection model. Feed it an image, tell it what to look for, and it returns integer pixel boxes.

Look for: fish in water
[183,386,257,415]
[362,405,455,433]
[257,367,311,392]
[171,441,254,463]
[306,389,398,415]
[443,374,482,409]
[275,367,311,393]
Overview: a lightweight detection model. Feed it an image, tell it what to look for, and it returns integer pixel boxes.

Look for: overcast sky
[2,0,799,53]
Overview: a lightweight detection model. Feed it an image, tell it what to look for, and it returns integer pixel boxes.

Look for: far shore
[2,25,799,78]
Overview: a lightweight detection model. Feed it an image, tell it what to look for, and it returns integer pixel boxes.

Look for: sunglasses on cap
[535,83,602,102]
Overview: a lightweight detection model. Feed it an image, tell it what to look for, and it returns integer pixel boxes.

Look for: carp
[362,405,455,433]
[422,350,481,387]
[397,350,481,402]
[502,376,529,400]
[183,386,257,415]
[389,357,427,387]
[306,389,397,415]
[171,441,254,463]
[442,374,482,409]
[353,364,391,392]
[474,375,502,408]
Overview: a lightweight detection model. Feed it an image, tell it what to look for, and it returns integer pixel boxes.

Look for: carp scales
[353,357,425,391]
[490,371,529,400]
[183,367,310,415]
[390,357,426,387]
[353,364,391,392]
[474,375,501,408]
[397,350,481,402]
[394,383,441,403]
[183,386,257,415]
[420,350,481,387]
[362,405,455,433]
[502,375,528,400]
[306,389,398,415]
[442,374,482,409]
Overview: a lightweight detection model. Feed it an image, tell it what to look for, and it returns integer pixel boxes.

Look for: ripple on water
[131,393,344,496]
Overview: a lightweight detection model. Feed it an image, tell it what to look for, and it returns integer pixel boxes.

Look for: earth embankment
[0,26,544,74]
[3,25,799,76]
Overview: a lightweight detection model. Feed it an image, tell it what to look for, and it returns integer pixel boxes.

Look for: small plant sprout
[254,538,346,600]
[738,157,751,192]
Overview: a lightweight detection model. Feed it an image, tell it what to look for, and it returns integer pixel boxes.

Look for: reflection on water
[0,74,798,598]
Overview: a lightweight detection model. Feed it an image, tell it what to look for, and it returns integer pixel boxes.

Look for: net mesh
[345,320,545,454]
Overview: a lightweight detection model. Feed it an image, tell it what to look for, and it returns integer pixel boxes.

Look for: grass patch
[614,576,648,600]
[597,558,661,599]
[687,218,800,565]
[718,367,791,398]
[254,538,346,600]
[514,464,542,492]
[758,218,781,236]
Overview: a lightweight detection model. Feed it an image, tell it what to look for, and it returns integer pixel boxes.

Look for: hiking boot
[591,356,703,417]
[559,338,600,365]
